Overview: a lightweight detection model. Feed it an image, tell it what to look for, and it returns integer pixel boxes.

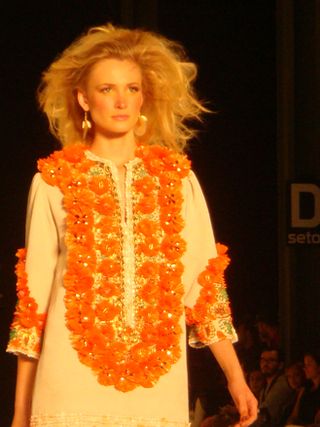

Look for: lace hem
[30,413,190,427]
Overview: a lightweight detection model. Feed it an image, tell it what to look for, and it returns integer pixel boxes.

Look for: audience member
[282,362,307,424]
[252,348,294,427]
[286,362,306,392]
[256,315,280,350]
[286,350,320,426]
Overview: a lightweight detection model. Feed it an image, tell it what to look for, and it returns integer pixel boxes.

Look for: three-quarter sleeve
[7,173,60,358]
[182,171,238,348]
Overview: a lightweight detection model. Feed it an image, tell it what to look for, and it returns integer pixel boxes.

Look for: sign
[287,183,320,244]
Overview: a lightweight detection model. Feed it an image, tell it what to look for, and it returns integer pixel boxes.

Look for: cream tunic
[8,148,237,427]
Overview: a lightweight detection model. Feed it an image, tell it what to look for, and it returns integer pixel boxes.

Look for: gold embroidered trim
[30,413,190,427]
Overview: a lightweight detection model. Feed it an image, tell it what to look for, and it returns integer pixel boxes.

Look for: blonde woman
[8,24,257,427]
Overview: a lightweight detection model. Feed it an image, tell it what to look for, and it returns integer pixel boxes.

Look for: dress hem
[30,413,190,427]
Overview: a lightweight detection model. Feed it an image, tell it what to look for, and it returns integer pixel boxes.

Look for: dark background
[0,1,277,424]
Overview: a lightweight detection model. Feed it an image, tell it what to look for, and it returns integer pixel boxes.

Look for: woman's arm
[11,355,38,427]
[209,339,258,427]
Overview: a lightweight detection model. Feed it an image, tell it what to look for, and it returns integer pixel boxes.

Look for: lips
[111,115,129,120]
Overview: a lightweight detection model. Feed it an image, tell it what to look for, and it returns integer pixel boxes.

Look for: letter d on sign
[291,184,320,227]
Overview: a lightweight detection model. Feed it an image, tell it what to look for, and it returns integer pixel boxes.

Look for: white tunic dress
[7,144,237,427]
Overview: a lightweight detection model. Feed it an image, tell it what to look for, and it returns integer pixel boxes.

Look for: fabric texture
[7,144,237,427]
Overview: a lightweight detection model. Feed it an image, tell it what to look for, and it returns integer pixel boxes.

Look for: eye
[100,86,112,93]
[128,86,140,93]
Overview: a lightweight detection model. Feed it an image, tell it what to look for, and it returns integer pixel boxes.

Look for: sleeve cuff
[188,317,238,348]
[7,326,41,359]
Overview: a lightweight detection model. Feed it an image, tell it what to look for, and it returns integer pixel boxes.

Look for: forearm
[13,355,38,415]
[209,339,245,383]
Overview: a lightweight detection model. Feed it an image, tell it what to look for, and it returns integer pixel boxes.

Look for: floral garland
[185,243,233,344]
[39,143,191,392]
[8,249,47,357]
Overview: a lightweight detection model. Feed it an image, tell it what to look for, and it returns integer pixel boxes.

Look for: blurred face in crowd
[257,321,278,346]
[304,355,320,382]
[260,350,282,378]
[248,370,265,397]
[286,364,306,390]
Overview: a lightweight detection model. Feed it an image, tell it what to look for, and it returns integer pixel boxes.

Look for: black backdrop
[0,1,276,424]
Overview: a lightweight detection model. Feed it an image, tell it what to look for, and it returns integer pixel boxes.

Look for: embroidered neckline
[38,143,191,391]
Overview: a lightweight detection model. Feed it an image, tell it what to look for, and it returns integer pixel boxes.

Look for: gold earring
[134,114,148,137]
[82,111,92,139]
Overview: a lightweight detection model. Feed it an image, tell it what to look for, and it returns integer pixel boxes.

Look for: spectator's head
[259,348,284,379]
[285,362,306,390]
[256,315,280,348]
[248,369,265,398]
[303,349,320,383]
[236,317,260,349]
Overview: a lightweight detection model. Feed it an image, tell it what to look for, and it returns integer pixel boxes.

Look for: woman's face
[78,58,143,139]
[304,355,320,381]
[286,365,305,390]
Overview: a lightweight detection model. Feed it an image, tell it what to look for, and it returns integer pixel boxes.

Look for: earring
[134,114,148,137]
[82,111,92,140]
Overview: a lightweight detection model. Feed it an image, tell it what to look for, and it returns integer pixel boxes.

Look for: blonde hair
[38,23,209,152]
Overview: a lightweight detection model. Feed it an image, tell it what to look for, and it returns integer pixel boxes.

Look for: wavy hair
[37,23,209,152]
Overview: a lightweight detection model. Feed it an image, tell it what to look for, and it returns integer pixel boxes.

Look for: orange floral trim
[185,243,235,345]
[7,248,47,358]
[38,143,191,391]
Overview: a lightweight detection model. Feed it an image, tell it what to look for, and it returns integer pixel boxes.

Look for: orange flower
[95,301,120,321]
[135,194,157,214]
[133,175,157,193]
[135,218,158,236]
[159,261,184,281]
[140,306,160,323]
[98,258,121,277]
[160,212,184,233]
[136,236,159,256]
[88,175,111,195]
[94,194,117,215]
[96,238,121,257]
[137,261,160,278]
[158,188,183,208]
[97,217,120,235]
[96,281,121,298]
[139,281,161,303]
[161,234,186,260]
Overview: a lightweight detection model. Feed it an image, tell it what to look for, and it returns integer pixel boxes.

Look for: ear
[77,89,89,111]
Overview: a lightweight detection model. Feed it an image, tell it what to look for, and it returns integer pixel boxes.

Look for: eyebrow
[97,82,142,86]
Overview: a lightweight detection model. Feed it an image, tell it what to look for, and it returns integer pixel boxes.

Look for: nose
[115,90,127,109]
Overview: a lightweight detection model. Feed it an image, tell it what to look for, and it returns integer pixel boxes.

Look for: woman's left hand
[228,378,258,427]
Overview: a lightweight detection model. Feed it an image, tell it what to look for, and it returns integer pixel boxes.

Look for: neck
[90,132,136,166]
